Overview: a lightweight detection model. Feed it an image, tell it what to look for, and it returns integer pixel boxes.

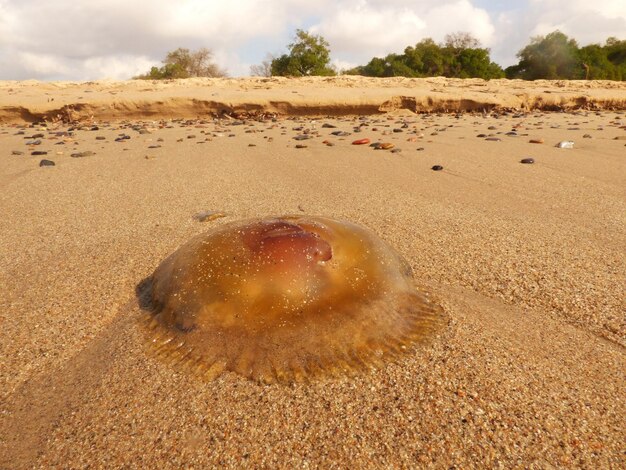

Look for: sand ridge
[1,76,626,124]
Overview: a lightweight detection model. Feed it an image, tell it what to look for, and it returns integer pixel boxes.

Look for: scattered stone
[295,144,308,149]
[583,134,592,138]
[476,134,487,138]
[431,165,444,171]
[293,135,310,141]
[417,147,425,151]
[520,158,535,164]
[613,136,626,140]
[321,123,336,128]
[11,150,24,155]
[26,140,42,145]
[31,150,47,155]
[331,131,350,136]
[390,148,402,153]
[39,159,55,167]
[71,151,95,158]
[377,142,394,150]
[248,143,256,147]
[485,137,501,142]
[187,135,196,139]
[96,136,106,140]
[352,138,370,145]
[529,138,544,144]
[556,141,574,148]
[148,145,161,149]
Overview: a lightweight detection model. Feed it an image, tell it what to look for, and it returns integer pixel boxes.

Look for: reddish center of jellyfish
[242,220,332,267]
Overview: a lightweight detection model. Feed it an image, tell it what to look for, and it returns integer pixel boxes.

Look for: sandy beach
[0,78,625,468]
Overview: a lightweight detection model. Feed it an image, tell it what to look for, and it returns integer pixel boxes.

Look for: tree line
[134,30,625,81]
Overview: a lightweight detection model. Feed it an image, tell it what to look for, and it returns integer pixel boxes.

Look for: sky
[0,0,624,80]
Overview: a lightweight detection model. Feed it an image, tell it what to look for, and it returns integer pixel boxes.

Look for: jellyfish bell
[141,215,445,383]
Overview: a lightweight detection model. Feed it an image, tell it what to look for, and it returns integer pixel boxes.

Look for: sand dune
[1,76,625,123]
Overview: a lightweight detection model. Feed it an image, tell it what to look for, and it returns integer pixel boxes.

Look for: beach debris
[39,159,55,167]
[352,138,370,145]
[140,216,445,383]
[192,211,227,223]
[556,141,574,148]
[431,165,444,171]
[520,158,535,164]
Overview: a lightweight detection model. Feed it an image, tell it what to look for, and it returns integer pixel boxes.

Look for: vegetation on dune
[344,33,505,79]
[505,32,626,80]
[138,31,625,81]
[134,47,227,79]
[270,29,336,77]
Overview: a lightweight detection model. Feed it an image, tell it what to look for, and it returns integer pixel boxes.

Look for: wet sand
[0,101,625,467]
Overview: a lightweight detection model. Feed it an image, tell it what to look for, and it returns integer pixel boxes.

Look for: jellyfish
[140,216,445,383]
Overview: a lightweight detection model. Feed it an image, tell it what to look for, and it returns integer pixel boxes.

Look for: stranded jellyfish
[140,216,445,383]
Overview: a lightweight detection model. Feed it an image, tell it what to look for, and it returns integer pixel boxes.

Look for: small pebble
[520,158,535,164]
[12,150,24,155]
[431,165,444,171]
[556,141,574,148]
[352,138,370,145]
[70,151,95,158]
[485,137,501,142]
[295,144,307,149]
[529,138,544,144]
[39,159,55,167]
[31,150,47,155]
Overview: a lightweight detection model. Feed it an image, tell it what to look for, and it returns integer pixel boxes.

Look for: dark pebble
[431,165,444,171]
[293,135,310,141]
[71,151,95,158]
[12,150,24,155]
[295,144,307,149]
[31,150,47,155]
[485,137,501,141]
[520,158,535,164]
[39,159,55,167]
[331,131,350,136]
[322,123,336,128]
[476,134,487,138]
[96,136,106,140]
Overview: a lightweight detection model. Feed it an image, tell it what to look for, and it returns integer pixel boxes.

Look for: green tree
[271,30,336,77]
[345,33,503,79]
[135,47,227,79]
[507,31,581,79]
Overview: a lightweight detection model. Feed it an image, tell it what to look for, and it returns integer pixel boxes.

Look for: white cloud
[310,0,494,65]
[0,0,623,79]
